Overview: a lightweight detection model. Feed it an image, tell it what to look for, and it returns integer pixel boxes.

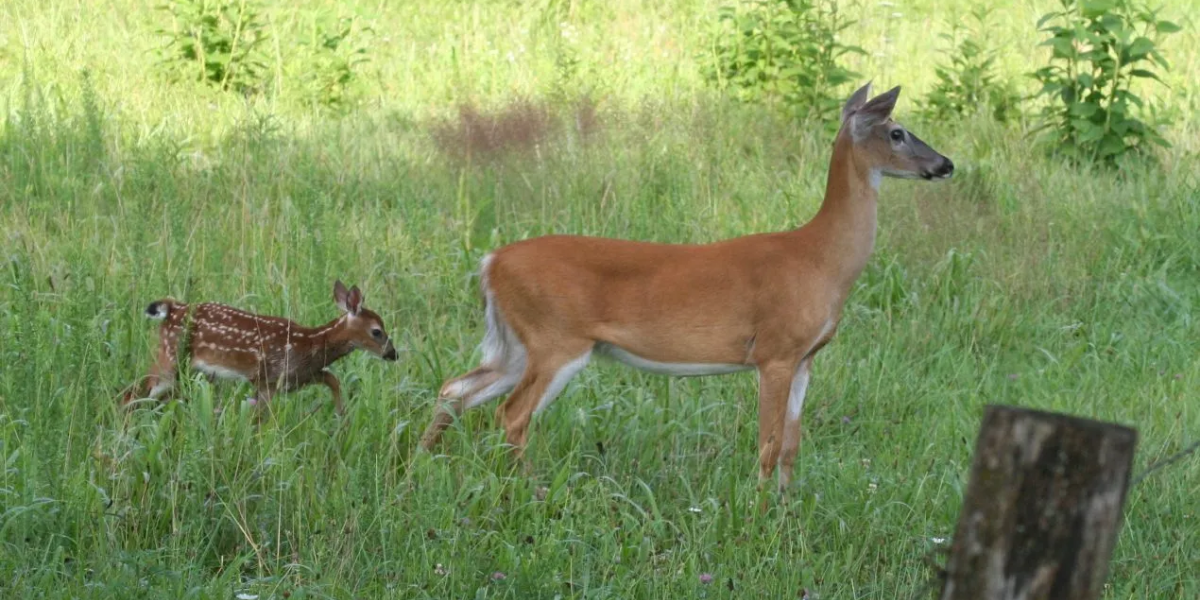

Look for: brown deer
[420,83,954,489]
[123,281,397,416]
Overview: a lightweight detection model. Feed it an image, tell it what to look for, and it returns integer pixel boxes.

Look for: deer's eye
[890,129,905,142]
[370,328,383,339]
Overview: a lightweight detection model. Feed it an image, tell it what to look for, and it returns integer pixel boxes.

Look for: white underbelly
[595,343,751,377]
[192,359,250,382]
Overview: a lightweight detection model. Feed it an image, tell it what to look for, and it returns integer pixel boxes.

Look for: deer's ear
[850,85,901,139]
[347,286,364,315]
[841,81,873,123]
[334,280,356,314]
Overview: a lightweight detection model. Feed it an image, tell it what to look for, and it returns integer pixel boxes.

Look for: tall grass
[1,0,1198,597]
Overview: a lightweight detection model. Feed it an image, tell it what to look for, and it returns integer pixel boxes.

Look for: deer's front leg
[123,343,180,406]
[318,370,346,416]
[777,357,812,490]
[755,360,800,487]
[252,384,276,423]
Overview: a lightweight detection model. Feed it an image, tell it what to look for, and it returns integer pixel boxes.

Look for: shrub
[299,17,373,111]
[1029,0,1180,162]
[922,8,1022,123]
[156,0,270,94]
[707,0,863,124]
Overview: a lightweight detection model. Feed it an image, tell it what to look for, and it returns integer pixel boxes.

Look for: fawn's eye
[889,129,905,142]
[370,328,383,339]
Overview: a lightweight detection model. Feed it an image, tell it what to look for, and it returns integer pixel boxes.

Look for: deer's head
[840,83,954,183]
[334,280,398,361]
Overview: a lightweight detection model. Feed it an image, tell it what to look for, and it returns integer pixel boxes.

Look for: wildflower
[492,571,507,581]
[699,573,714,584]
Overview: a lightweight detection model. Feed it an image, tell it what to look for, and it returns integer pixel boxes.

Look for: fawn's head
[333,280,398,361]
[840,82,954,183]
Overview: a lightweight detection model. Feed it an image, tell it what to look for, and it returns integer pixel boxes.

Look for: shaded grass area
[1,78,1197,597]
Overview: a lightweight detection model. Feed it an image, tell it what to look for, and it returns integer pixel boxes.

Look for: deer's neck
[804,132,880,288]
[299,316,354,368]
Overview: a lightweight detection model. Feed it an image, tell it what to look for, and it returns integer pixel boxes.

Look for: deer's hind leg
[420,363,524,450]
[421,294,528,450]
[495,340,593,459]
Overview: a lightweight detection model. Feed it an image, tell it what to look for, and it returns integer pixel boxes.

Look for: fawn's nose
[383,345,398,361]
[935,158,954,178]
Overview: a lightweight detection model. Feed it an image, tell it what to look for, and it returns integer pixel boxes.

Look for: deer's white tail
[478,254,526,373]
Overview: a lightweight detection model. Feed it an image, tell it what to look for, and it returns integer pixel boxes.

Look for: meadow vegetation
[1,0,1197,597]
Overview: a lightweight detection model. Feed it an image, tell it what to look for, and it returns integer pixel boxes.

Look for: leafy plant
[300,17,373,110]
[1030,0,1180,162]
[923,8,1022,123]
[707,0,863,123]
[156,0,269,94]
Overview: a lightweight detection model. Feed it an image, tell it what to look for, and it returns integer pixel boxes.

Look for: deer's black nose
[383,347,398,361]
[936,158,955,178]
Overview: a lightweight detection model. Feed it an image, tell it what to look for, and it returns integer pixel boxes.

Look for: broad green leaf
[1098,134,1125,158]
[1044,37,1076,57]
[1129,69,1160,81]
[1073,120,1104,143]
[1127,37,1154,58]
[1155,20,1181,34]
[1148,133,1172,148]
[1099,15,1126,38]
[1081,0,1116,18]
[1036,12,1062,29]
[1069,102,1099,117]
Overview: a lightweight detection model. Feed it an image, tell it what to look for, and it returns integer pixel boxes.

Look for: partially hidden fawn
[122,281,397,417]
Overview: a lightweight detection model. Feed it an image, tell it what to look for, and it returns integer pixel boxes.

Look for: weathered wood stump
[940,405,1138,600]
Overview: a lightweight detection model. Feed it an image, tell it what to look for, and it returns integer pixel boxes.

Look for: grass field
[1,0,1198,597]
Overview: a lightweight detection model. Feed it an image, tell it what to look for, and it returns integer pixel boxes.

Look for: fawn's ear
[348,286,364,315]
[334,280,360,315]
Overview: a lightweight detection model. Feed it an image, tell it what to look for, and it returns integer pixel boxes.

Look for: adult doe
[123,281,397,416]
[421,83,953,488]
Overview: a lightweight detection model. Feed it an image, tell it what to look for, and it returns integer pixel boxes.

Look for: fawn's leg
[319,370,346,416]
[123,339,179,406]
[253,385,276,423]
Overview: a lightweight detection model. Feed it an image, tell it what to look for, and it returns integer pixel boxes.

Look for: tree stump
[940,405,1138,600]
